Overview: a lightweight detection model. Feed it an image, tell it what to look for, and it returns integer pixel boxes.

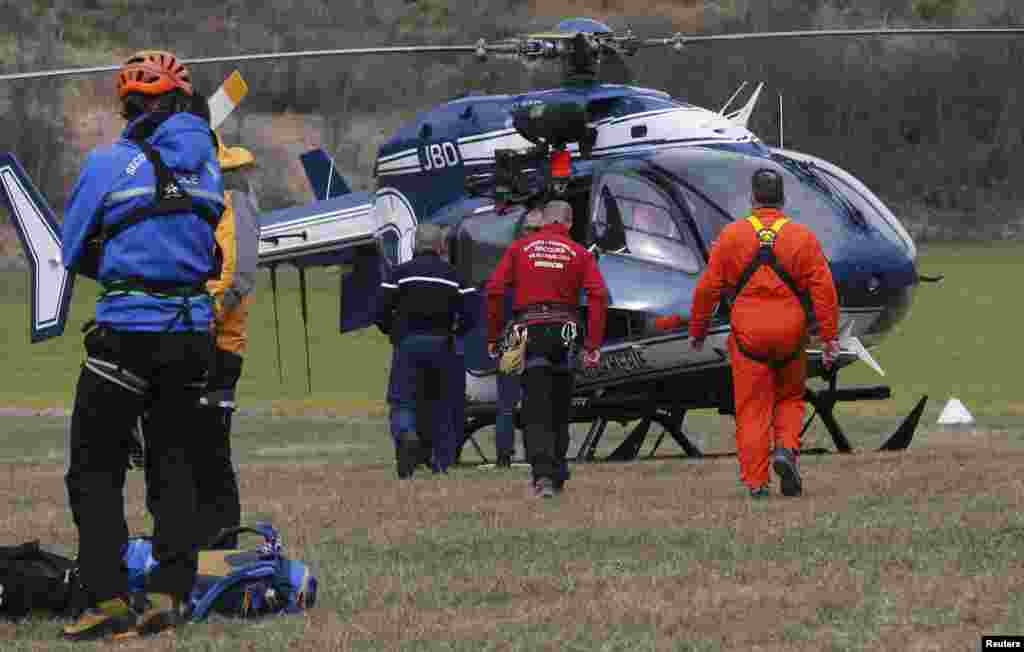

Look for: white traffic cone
[937,397,975,433]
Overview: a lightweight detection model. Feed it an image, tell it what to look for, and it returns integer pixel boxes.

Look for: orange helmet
[117,50,193,99]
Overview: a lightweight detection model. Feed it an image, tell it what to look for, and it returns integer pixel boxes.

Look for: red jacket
[486,223,609,350]
[686,207,840,350]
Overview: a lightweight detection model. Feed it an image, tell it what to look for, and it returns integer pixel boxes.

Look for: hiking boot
[133,592,188,637]
[496,451,512,468]
[749,486,770,499]
[61,597,138,641]
[533,477,555,499]
[772,448,803,497]
[418,445,433,470]
[396,432,420,479]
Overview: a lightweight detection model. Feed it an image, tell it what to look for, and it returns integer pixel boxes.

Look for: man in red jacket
[486,200,609,498]
[657,169,840,498]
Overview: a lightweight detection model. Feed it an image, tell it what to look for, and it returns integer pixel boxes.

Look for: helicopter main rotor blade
[643,26,1024,49]
[0,44,493,83]
[4,26,1022,83]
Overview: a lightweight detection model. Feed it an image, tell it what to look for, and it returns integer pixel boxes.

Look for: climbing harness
[730,216,815,369]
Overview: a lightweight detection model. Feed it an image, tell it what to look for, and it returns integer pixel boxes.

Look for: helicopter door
[451,204,527,373]
[589,170,702,273]
[579,169,725,387]
[452,204,525,287]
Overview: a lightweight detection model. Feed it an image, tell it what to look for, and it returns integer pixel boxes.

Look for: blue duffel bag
[123,523,317,621]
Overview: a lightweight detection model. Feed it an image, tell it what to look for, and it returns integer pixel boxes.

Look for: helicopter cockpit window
[453,205,524,287]
[657,150,843,256]
[592,172,701,273]
[587,96,681,122]
[679,186,731,249]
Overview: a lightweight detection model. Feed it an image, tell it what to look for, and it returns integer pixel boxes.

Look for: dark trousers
[442,351,466,470]
[388,335,456,468]
[67,327,213,603]
[142,348,243,550]
[520,323,575,483]
[496,371,520,456]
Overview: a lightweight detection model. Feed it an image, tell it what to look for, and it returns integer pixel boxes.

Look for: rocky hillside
[1,0,1022,243]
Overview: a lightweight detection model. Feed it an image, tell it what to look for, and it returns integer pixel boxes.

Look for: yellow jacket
[207,191,255,354]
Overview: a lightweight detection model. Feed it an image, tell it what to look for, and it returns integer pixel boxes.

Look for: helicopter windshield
[648,149,843,257]
[772,151,916,257]
[591,171,701,273]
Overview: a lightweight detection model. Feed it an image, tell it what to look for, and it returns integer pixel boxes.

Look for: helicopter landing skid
[457,376,927,466]
[803,370,929,454]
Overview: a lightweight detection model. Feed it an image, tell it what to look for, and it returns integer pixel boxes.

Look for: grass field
[1,242,1023,649]
[0,241,1020,421]
[1,414,1023,650]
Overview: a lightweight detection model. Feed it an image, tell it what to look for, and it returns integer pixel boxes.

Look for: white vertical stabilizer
[727,82,764,129]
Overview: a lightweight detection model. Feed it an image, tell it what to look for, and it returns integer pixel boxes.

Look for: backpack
[0,541,85,620]
[124,523,317,621]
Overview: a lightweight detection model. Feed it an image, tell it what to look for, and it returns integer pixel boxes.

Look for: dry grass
[1,417,1023,650]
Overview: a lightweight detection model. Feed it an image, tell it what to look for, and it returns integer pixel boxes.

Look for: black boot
[396,432,421,479]
[772,448,803,497]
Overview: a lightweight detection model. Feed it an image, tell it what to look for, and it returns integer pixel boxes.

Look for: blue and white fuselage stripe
[260,204,372,234]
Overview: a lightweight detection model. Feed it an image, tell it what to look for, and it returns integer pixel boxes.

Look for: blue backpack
[123,524,317,621]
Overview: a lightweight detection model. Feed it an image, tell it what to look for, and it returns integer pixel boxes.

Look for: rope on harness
[561,321,579,346]
[98,279,211,332]
[499,323,528,376]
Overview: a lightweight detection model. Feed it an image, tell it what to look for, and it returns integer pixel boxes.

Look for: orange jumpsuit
[688,207,839,489]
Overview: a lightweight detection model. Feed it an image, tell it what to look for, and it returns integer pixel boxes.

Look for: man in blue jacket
[376,224,477,478]
[60,50,223,641]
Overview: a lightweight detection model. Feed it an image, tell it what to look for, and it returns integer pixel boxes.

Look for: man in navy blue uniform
[376,224,477,478]
[59,50,224,641]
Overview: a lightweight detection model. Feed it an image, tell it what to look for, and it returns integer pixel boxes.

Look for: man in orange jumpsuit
[658,169,841,497]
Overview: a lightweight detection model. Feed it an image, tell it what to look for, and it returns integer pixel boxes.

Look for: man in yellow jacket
[131,131,258,550]
[192,134,259,549]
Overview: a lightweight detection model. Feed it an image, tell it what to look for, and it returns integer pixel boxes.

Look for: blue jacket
[62,112,225,332]
[374,252,477,345]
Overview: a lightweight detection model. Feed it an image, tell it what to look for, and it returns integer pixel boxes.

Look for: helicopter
[3,18,1023,465]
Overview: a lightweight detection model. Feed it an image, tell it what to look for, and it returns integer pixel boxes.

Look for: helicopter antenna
[779,92,784,149]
